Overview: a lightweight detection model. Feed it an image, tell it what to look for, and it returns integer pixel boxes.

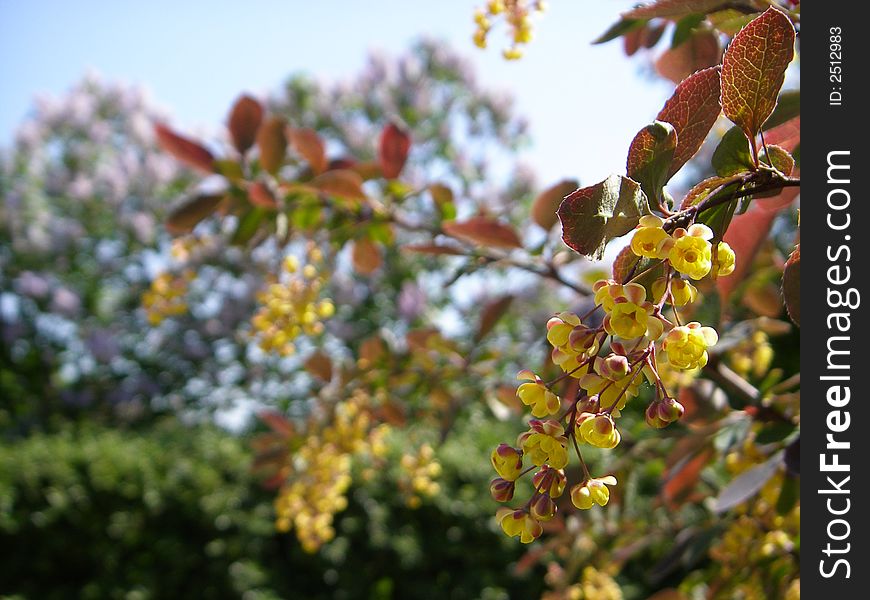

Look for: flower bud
[490,477,516,502]
[530,493,557,521]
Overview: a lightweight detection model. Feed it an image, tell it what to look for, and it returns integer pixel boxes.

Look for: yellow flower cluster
[489,213,741,543]
[473,0,547,59]
[141,270,194,326]
[251,246,335,356]
[274,391,389,552]
[729,330,774,379]
[568,566,623,600]
[630,216,735,281]
[398,443,442,508]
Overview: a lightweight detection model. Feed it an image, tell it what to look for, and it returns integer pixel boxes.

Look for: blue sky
[0,0,671,185]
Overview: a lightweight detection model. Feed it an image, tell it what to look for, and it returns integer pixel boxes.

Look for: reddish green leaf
[721,8,796,143]
[227,94,263,155]
[763,89,800,131]
[304,351,333,382]
[655,30,721,85]
[532,179,579,231]
[623,0,733,19]
[475,295,514,343]
[378,122,411,179]
[656,66,722,179]
[626,120,677,205]
[154,123,215,173]
[165,193,223,235]
[289,127,327,175]
[248,181,279,210]
[257,410,295,437]
[760,144,794,177]
[679,174,742,209]
[707,9,756,35]
[782,244,799,325]
[311,169,367,202]
[351,238,382,274]
[256,116,287,175]
[404,243,465,256]
[558,174,650,260]
[443,217,523,250]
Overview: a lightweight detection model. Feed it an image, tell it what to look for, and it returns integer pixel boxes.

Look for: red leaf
[257,410,295,438]
[662,447,713,508]
[378,122,411,179]
[656,66,722,179]
[227,94,263,154]
[289,127,328,175]
[476,295,514,342]
[311,169,367,202]
[532,179,579,231]
[256,116,287,175]
[716,206,776,300]
[154,123,215,173]
[304,351,333,381]
[442,217,522,250]
[655,30,721,85]
[721,8,796,142]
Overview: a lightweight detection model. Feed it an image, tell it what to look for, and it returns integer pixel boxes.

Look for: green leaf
[623,0,732,19]
[671,13,705,48]
[782,245,799,326]
[775,474,799,515]
[763,89,800,131]
[165,194,223,235]
[721,8,796,143]
[656,66,722,179]
[626,121,677,206]
[711,126,754,176]
[231,208,266,246]
[593,18,646,44]
[755,422,796,445]
[558,174,651,260]
[708,9,757,35]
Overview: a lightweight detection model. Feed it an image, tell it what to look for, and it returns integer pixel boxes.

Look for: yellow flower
[662,322,718,370]
[546,312,580,347]
[496,508,543,543]
[516,370,560,417]
[605,300,648,339]
[490,478,515,502]
[669,224,713,280]
[570,475,617,509]
[715,241,736,277]
[630,215,673,259]
[576,413,621,449]
[518,420,568,469]
[652,276,698,306]
[491,443,524,481]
